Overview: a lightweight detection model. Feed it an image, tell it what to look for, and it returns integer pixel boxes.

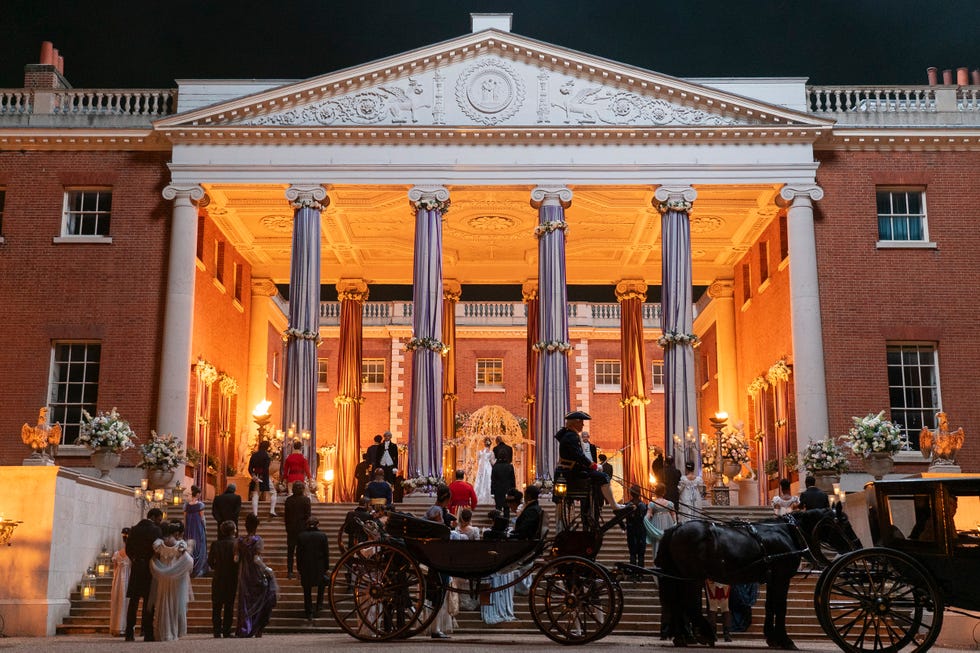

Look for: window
[317,358,329,391]
[196,214,205,261]
[594,359,621,391]
[887,343,940,449]
[0,189,5,240]
[741,263,752,303]
[362,358,385,390]
[877,189,926,242]
[233,262,243,303]
[651,361,664,393]
[476,358,504,389]
[271,351,281,387]
[758,241,770,284]
[47,342,101,444]
[63,189,112,236]
[778,214,789,261]
[214,241,225,284]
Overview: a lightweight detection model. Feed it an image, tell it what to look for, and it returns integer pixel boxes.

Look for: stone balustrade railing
[0,90,32,113]
[319,300,663,329]
[807,85,980,114]
[0,88,176,116]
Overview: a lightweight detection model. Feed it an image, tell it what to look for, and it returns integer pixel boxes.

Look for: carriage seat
[555,468,601,501]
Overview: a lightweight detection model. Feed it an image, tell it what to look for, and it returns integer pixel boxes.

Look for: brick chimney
[23,41,71,89]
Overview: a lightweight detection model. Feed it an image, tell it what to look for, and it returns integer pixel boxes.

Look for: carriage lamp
[709,412,731,507]
[96,547,111,577]
[81,567,97,600]
[553,469,568,498]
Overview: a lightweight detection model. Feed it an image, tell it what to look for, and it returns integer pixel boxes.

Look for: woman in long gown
[236,513,278,638]
[109,528,130,636]
[184,484,208,577]
[149,521,194,641]
[677,462,705,523]
[474,438,495,505]
[645,482,676,559]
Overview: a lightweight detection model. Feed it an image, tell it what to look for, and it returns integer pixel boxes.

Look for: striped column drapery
[531,186,573,483]
[441,280,461,481]
[194,359,217,492]
[282,185,327,478]
[616,279,650,490]
[655,185,700,475]
[407,186,449,480]
[334,279,368,502]
[522,280,539,485]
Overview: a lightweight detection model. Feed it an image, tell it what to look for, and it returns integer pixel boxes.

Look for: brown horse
[655,506,859,649]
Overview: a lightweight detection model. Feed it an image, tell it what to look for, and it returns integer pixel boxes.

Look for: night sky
[1,0,977,89]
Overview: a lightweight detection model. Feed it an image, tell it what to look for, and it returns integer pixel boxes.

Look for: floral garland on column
[533,220,568,239]
[411,197,451,214]
[766,358,792,385]
[333,394,365,407]
[657,199,693,214]
[657,331,701,348]
[337,289,368,303]
[405,336,449,355]
[283,327,323,346]
[289,197,327,211]
[531,339,572,353]
[747,376,769,397]
[619,395,652,408]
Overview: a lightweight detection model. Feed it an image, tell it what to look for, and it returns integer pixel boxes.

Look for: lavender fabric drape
[408,198,445,479]
[335,285,366,501]
[533,199,570,482]
[661,204,699,474]
[618,286,650,490]
[282,197,323,476]
[523,285,539,485]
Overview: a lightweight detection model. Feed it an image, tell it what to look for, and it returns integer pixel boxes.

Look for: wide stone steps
[57,500,826,638]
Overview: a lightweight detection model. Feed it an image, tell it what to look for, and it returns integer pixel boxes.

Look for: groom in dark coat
[491,436,516,517]
[125,507,164,641]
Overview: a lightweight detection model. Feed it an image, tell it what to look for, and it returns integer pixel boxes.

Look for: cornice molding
[816,128,980,152]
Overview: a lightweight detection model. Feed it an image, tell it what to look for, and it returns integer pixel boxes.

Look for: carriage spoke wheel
[529,556,620,644]
[815,549,943,653]
[329,541,428,641]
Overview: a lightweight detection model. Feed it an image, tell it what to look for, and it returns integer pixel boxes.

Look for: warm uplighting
[649,473,657,486]
[140,478,149,491]
[708,411,730,506]
[324,468,335,482]
[714,411,729,422]
[81,567,96,600]
[252,399,272,418]
[301,429,311,441]
[153,489,165,503]
[96,547,111,577]
[253,400,272,439]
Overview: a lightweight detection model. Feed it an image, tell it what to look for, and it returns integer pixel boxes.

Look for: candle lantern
[81,567,97,600]
[96,547,111,577]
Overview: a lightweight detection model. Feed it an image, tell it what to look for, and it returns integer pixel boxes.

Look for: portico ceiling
[203,183,782,288]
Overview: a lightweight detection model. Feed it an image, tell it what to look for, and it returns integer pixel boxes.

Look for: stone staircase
[58,500,825,639]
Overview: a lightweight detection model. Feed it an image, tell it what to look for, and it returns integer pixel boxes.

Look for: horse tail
[655,524,675,571]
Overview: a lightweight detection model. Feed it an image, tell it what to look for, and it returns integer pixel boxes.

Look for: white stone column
[779,185,829,449]
[157,184,205,447]
[708,279,739,422]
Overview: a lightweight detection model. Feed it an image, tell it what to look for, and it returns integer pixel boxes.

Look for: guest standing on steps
[207,520,239,638]
[109,527,130,637]
[212,483,242,529]
[236,513,278,638]
[284,480,311,579]
[124,507,163,642]
[296,518,330,620]
[248,440,278,518]
[184,484,208,577]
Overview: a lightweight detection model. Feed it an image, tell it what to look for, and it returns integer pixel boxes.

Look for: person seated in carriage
[555,410,629,513]
[509,485,543,540]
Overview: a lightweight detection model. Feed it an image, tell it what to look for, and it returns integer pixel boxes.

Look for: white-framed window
[362,358,385,390]
[232,262,243,303]
[196,214,205,262]
[62,189,112,236]
[271,351,281,387]
[47,341,101,445]
[758,241,770,284]
[877,188,927,242]
[651,361,665,393]
[317,358,329,391]
[887,343,940,450]
[476,358,504,389]
[594,359,621,392]
[0,188,6,241]
[214,240,225,285]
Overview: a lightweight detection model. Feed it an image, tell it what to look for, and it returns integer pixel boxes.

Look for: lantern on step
[81,567,97,600]
[96,547,111,577]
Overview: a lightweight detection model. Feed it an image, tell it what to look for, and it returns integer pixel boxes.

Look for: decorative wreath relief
[658,199,693,214]
[533,220,568,239]
[531,340,572,353]
[412,197,451,214]
[284,327,323,346]
[405,337,449,355]
[657,331,700,348]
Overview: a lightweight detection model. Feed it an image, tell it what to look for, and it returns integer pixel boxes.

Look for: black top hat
[565,410,592,420]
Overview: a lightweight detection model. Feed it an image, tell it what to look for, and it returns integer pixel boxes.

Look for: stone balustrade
[52,89,176,115]
[0,90,31,113]
[807,84,980,126]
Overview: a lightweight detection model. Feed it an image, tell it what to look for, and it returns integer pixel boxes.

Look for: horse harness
[708,514,815,579]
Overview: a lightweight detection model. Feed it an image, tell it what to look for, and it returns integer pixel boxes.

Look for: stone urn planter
[90,448,121,479]
[723,462,742,480]
[865,452,895,480]
[146,467,176,489]
[812,470,840,494]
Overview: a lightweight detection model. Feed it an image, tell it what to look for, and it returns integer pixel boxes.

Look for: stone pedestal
[737,479,759,506]
[928,462,961,474]
[23,456,55,466]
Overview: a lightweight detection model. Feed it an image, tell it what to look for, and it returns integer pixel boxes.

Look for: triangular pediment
[157,29,829,133]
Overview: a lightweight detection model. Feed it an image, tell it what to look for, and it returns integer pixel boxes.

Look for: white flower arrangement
[720,424,751,464]
[533,220,568,238]
[77,408,137,453]
[413,197,451,214]
[138,431,187,470]
[658,199,693,214]
[766,359,792,385]
[405,336,448,354]
[657,331,700,348]
[195,359,218,385]
[800,438,849,473]
[402,475,444,492]
[532,477,555,491]
[218,373,238,397]
[841,411,908,457]
[284,327,323,345]
[531,339,572,353]
[747,376,769,396]
[699,432,715,468]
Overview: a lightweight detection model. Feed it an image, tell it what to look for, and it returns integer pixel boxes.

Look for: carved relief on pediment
[455,57,526,125]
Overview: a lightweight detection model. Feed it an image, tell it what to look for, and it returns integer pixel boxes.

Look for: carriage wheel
[814,548,943,653]
[529,556,620,644]
[328,541,428,641]
[810,517,858,567]
[395,568,445,640]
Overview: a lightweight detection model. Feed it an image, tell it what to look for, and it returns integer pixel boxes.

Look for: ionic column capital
[162,184,205,203]
[336,278,369,302]
[522,280,539,302]
[615,279,648,303]
[443,279,462,302]
[778,184,824,206]
[654,185,697,213]
[408,185,451,213]
[530,186,572,209]
[286,184,329,210]
[251,278,279,298]
[707,279,736,300]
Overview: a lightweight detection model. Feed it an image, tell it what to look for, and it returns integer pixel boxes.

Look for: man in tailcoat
[125,507,164,641]
[354,452,372,500]
[296,519,331,619]
[212,483,242,528]
[663,455,682,507]
[555,411,627,512]
[375,431,399,485]
[365,435,382,475]
[207,519,239,638]
[284,481,312,579]
[491,436,516,517]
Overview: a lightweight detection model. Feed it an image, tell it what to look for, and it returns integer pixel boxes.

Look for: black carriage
[815,476,980,652]
[328,480,631,644]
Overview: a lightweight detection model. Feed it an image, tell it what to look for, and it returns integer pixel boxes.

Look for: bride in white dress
[474,438,495,505]
[149,521,194,641]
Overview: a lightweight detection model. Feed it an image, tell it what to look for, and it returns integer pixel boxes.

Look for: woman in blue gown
[183,484,208,577]
[236,513,278,637]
